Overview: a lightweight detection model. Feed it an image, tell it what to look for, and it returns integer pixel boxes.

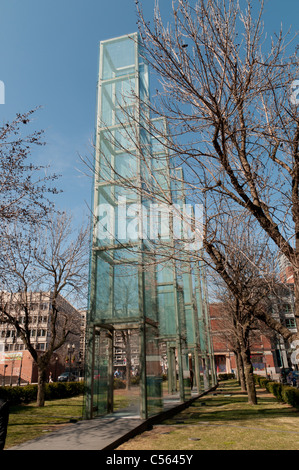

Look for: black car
[57,372,77,382]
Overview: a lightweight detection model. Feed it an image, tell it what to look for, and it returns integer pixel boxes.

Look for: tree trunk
[37,366,47,407]
[293,269,299,336]
[235,349,247,392]
[234,353,240,382]
[240,345,257,405]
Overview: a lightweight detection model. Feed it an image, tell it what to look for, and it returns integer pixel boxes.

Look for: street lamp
[54,355,58,381]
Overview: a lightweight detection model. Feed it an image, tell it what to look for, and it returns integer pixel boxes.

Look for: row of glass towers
[84,33,216,420]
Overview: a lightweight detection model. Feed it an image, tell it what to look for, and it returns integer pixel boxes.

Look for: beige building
[0,291,83,384]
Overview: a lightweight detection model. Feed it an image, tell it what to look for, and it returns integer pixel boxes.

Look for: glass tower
[84,33,215,420]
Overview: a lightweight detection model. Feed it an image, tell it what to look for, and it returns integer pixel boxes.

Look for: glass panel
[165,344,178,396]
[101,82,114,126]
[146,323,163,417]
[95,256,112,320]
[102,36,136,81]
[101,78,136,128]
[185,306,194,345]
[113,265,139,319]
[98,133,112,181]
[113,328,140,416]
[157,287,177,337]
[92,328,113,416]
[115,152,137,179]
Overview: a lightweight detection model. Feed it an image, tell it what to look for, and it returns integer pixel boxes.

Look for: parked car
[279,367,293,383]
[285,370,299,387]
[57,372,77,382]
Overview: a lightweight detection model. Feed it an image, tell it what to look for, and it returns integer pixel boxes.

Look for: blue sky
[0,0,298,229]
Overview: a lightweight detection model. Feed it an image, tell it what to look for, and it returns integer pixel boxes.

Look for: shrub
[63,381,85,397]
[130,376,140,385]
[266,381,283,402]
[0,384,38,405]
[218,373,235,381]
[254,374,266,386]
[0,381,84,405]
[254,374,299,409]
[45,382,67,399]
[258,377,269,389]
[113,378,126,389]
[281,386,299,409]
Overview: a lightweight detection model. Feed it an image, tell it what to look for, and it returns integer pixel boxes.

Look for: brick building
[210,281,297,381]
[278,254,294,284]
[0,292,83,385]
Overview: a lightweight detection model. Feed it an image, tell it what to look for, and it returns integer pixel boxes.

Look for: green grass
[5,395,85,449]
[5,380,299,450]
[116,380,299,451]
[4,389,136,449]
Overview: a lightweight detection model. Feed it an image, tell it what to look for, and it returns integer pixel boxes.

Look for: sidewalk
[7,389,212,451]
[7,414,146,451]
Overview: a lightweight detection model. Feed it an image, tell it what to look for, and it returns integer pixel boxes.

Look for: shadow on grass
[188,406,297,423]
[8,398,84,429]
[165,380,299,426]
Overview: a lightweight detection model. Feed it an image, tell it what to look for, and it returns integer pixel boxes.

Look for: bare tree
[205,214,275,403]
[81,2,299,401]
[135,0,299,335]
[0,213,89,406]
[210,290,247,391]
[0,108,59,226]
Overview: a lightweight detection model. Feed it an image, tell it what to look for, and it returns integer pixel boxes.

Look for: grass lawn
[116,380,299,451]
[5,395,85,449]
[5,380,299,451]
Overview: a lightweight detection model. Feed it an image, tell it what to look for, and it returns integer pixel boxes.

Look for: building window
[283,304,292,314]
[37,329,46,337]
[251,354,265,371]
[286,318,296,329]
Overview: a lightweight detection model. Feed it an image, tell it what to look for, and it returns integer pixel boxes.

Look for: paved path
[7,389,211,451]
[8,414,145,450]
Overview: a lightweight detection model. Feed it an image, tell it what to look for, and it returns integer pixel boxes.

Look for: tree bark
[240,344,257,405]
[36,365,47,407]
[235,349,247,392]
